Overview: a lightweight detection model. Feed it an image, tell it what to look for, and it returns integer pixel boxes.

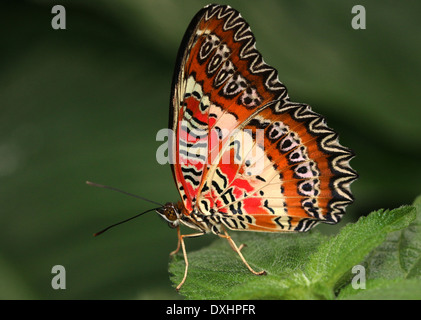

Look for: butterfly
[92,4,358,291]
[150,4,359,291]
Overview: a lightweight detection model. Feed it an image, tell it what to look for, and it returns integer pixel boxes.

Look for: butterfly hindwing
[198,100,357,232]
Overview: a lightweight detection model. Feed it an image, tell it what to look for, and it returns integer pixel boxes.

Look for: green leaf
[399,196,421,277]
[169,205,416,299]
[338,278,421,300]
[364,196,421,280]
[169,232,327,299]
[304,206,416,289]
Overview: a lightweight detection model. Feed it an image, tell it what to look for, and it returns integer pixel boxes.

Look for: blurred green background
[1,0,420,299]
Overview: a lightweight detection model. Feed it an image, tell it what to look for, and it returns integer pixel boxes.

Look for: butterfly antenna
[86,181,163,206]
[93,207,160,237]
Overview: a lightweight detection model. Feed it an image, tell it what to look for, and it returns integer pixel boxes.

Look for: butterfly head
[156,202,181,228]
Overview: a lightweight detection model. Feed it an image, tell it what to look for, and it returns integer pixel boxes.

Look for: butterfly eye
[155,204,179,223]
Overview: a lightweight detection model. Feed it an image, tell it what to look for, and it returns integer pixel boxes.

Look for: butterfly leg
[218,228,266,276]
[219,227,247,253]
[169,226,181,256]
[174,231,205,291]
[237,243,247,252]
[225,236,246,252]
